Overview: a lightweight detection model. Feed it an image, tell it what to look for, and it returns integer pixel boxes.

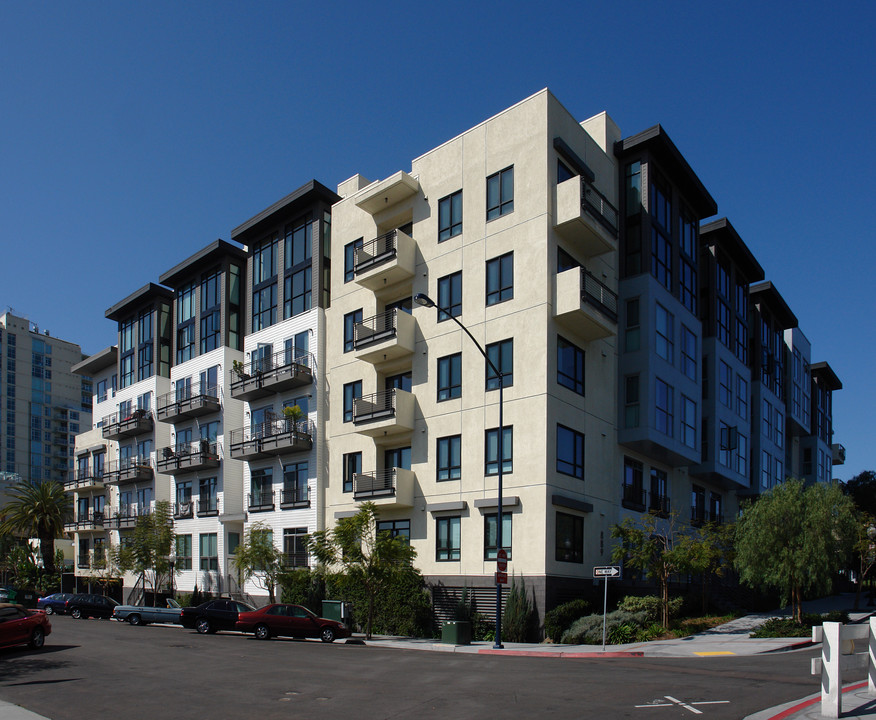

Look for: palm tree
[0,481,70,574]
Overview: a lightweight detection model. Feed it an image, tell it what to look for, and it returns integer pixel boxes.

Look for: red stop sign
[497,548,508,571]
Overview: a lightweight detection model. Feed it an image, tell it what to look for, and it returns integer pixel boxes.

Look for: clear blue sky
[1,1,873,479]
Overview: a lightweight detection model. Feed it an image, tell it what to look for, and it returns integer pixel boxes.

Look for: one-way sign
[593,565,621,578]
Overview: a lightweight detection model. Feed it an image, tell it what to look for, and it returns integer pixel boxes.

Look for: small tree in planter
[283,405,305,433]
[231,360,249,381]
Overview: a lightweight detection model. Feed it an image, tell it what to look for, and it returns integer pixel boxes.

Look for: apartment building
[0,311,91,521]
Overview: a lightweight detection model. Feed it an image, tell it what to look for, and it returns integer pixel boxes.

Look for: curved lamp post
[414,292,505,649]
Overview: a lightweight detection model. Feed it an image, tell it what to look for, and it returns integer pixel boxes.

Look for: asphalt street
[0,615,853,720]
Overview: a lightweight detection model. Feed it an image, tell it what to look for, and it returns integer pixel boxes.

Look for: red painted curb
[766,680,867,720]
[477,649,644,658]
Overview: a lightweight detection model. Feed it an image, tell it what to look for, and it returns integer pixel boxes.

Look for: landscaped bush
[617,595,683,623]
[750,611,851,638]
[503,576,538,642]
[544,599,591,643]
[561,610,649,645]
[279,567,326,611]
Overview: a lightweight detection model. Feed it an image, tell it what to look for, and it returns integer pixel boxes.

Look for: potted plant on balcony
[282,404,305,434]
[232,360,250,381]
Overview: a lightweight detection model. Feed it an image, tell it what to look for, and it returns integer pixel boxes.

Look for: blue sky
[1,1,873,478]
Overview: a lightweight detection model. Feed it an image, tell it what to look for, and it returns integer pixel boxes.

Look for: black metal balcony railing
[283,552,309,569]
[353,230,399,275]
[649,494,671,517]
[280,486,309,508]
[157,381,221,422]
[581,268,618,322]
[104,456,153,484]
[248,491,275,512]
[622,483,646,511]
[229,418,313,460]
[354,309,399,350]
[581,179,618,236]
[173,501,194,520]
[353,468,399,500]
[230,350,313,401]
[156,440,220,475]
[352,389,397,424]
[111,504,152,529]
[197,497,219,517]
[690,506,723,526]
[64,512,106,532]
[101,408,153,439]
[64,469,105,490]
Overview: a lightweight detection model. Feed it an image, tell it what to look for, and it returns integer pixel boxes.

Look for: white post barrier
[811,620,875,718]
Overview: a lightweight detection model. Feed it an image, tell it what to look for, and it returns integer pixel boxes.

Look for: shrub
[636,622,667,642]
[561,610,649,645]
[279,568,326,611]
[617,595,683,623]
[503,576,538,642]
[750,611,850,638]
[544,599,591,643]
[608,622,637,644]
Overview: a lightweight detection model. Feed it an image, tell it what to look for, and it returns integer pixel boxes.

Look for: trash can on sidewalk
[441,621,471,645]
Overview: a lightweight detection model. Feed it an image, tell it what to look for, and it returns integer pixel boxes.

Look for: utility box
[321,600,345,622]
[441,621,471,645]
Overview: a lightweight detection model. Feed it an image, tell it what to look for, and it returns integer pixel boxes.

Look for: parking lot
[0,614,822,720]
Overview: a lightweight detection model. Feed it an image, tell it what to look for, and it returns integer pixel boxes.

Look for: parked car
[179,599,255,634]
[66,593,119,619]
[113,598,183,625]
[37,593,74,615]
[0,603,51,650]
[236,603,350,643]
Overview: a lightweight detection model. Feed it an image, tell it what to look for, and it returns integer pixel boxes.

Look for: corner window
[486,252,513,306]
[438,190,463,241]
[484,513,512,560]
[486,166,514,220]
[436,516,461,561]
[556,424,585,479]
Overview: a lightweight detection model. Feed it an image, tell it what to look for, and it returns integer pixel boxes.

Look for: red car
[236,603,350,643]
[0,603,51,650]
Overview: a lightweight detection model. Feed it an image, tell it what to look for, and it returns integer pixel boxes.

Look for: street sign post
[593,566,622,651]
[495,571,508,585]
[497,548,508,572]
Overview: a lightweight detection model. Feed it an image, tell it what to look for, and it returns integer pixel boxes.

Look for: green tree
[850,513,876,610]
[116,500,175,605]
[611,512,694,628]
[0,480,70,574]
[735,479,856,623]
[233,522,284,603]
[308,501,417,639]
[686,520,735,614]
[843,471,876,516]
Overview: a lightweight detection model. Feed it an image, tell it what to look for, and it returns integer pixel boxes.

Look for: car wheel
[71,608,82,619]
[320,626,335,643]
[196,618,212,634]
[128,614,142,626]
[29,627,45,650]
[255,624,271,641]
[44,606,54,615]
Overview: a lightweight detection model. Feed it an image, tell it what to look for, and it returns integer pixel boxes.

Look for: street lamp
[167,549,177,600]
[413,292,505,649]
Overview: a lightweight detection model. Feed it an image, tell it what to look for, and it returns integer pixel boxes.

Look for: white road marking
[665,696,703,714]
[634,696,730,714]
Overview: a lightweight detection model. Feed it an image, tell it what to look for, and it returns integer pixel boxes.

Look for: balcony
[156,440,220,476]
[172,502,194,520]
[101,409,153,440]
[690,506,724,527]
[197,497,220,517]
[104,457,153,485]
[111,505,152,530]
[832,443,846,466]
[282,552,309,569]
[230,350,313,402]
[352,389,415,438]
[555,176,618,256]
[354,170,419,215]
[280,485,310,510]
[248,490,276,513]
[648,494,671,518]
[64,512,106,533]
[621,483,646,512]
[555,267,618,341]
[229,419,313,461]
[353,468,414,507]
[157,381,221,423]
[353,308,415,364]
[353,230,416,291]
[64,470,105,492]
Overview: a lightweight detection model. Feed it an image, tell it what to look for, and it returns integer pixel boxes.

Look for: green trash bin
[321,600,343,622]
[441,621,471,645]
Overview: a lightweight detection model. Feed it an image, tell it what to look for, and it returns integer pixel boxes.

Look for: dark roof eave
[615,124,718,219]
[749,281,798,329]
[159,239,247,288]
[105,283,173,321]
[231,179,341,244]
[810,361,842,390]
[700,218,765,283]
[71,346,118,376]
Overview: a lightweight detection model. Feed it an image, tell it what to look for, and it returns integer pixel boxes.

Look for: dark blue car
[37,593,74,615]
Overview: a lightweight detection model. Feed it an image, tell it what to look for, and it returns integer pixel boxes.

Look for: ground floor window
[199,533,218,571]
[436,516,461,561]
[176,534,192,570]
[555,512,583,563]
[484,512,512,560]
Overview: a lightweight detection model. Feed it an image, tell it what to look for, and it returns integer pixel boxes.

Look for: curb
[760,680,867,720]
[477,649,644,658]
